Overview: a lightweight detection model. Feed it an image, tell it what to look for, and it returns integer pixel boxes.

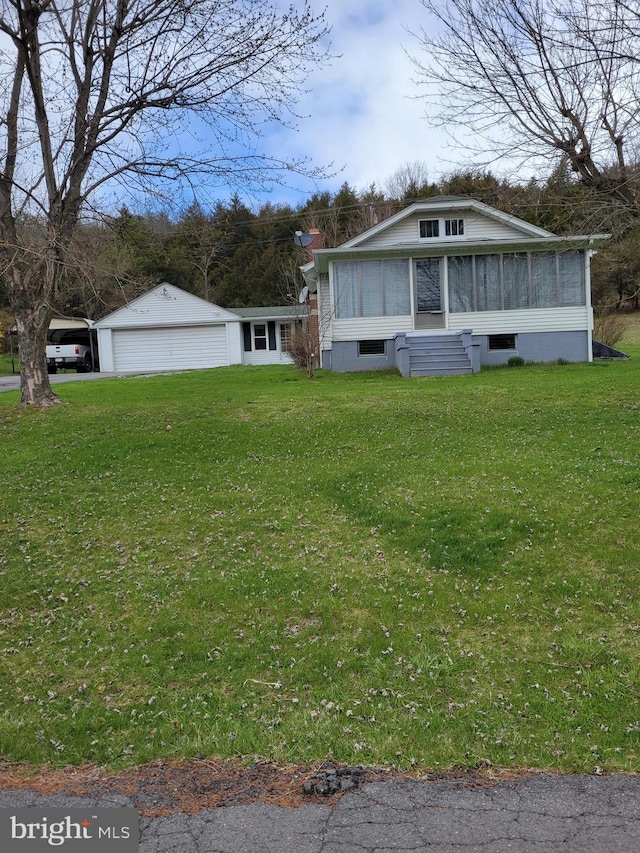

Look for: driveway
[1,772,639,852]
[0,371,128,392]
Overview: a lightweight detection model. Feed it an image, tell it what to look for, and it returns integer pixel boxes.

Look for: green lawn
[0,353,19,376]
[0,351,639,773]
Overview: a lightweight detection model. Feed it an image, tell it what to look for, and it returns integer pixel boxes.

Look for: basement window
[488,334,517,350]
[358,340,386,356]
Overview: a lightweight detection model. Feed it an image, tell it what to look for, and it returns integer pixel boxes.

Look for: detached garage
[96,283,243,372]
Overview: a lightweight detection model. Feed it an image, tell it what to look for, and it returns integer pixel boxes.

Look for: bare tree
[177,203,227,302]
[412,0,640,214]
[279,253,316,377]
[0,0,330,406]
[384,160,432,200]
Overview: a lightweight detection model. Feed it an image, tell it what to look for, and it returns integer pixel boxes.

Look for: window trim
[419,217,466,241]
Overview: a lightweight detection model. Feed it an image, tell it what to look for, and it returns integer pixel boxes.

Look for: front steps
[407,333,474,377]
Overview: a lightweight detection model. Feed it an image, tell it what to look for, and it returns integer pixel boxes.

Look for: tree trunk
[12,278,58,407]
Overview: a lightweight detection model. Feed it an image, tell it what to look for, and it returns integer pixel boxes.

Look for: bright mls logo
[1,808,138,851]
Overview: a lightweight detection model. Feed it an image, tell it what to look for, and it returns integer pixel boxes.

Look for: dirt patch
[0,759,393,816]
[0,759,535,817]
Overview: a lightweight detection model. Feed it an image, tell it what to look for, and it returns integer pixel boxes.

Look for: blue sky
[232,0,455,207]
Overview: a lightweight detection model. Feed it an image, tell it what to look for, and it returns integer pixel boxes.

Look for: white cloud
[262,0,456,202]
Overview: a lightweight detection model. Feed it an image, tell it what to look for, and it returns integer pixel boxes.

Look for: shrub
[287,322,316,378]
[593,308,627,348]
[507,356,525,367]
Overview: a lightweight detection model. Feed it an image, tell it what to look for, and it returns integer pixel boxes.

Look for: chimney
[305,228,323,263]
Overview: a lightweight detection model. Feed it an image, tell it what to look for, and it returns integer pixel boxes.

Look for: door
[415,259,444,329]
[112,325,228,371]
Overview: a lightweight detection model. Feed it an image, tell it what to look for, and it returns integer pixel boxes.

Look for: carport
[7,315,98,373]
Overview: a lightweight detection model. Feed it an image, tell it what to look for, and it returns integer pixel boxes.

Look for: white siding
[447,306,591,334]
[98,284,239,330]
[243,350,293,366]
[332,316,414,341]
[112,325,229,371]
[360,212,534,249]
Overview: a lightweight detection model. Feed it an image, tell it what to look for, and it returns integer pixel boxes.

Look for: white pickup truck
[46,329,94,374]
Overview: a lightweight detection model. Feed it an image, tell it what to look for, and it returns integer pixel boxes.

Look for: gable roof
[233,306,301,321]
[303,198,609,278]
[95,283,242,329]
[339,198,553,249]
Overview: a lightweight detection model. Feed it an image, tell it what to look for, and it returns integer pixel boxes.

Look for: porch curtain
[531,252,557,308]
[334,260,410,318]
[503,253,529,310]
[559,251,585,306]
[448,256,474,312]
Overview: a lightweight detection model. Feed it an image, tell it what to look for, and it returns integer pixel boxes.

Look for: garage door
[112,325,229,371]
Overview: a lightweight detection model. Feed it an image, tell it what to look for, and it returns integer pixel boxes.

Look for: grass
[0,353,19,376]
[0,351,639,774]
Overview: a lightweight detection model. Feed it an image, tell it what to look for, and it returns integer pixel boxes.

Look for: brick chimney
[304,228,323,262]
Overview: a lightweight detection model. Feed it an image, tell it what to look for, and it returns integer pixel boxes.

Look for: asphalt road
[1,774,639,852]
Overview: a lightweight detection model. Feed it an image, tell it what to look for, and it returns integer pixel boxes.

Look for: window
[253,323,267,350]
[488,334,516,350]
[445,218,464,237]
[503,253,529,310]
[559,251,585,306]
[333,259,410,319]
[475,254,501,311]
[448,255,474,312]
[447,250,585,313]
[420,218,465,240]
[419,219,439,239]
[531,252,558,308]
[243,321,279,351]
[358,340,386,356]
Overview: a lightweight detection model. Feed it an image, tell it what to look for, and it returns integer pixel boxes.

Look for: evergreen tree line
[4,165,639,322]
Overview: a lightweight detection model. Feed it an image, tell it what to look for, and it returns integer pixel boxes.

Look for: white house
[95,283,297,372]
[302,198,609,377]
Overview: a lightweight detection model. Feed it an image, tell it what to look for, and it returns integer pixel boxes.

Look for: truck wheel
[47,365,57,375]
[78,354,93,373]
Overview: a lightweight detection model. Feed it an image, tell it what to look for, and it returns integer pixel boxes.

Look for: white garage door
[112,325,229,371]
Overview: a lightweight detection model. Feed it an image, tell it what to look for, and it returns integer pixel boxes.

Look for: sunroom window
[333,259,411,319]
[448,250,585,312]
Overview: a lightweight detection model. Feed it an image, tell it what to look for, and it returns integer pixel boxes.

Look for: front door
[415,259,444,329]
